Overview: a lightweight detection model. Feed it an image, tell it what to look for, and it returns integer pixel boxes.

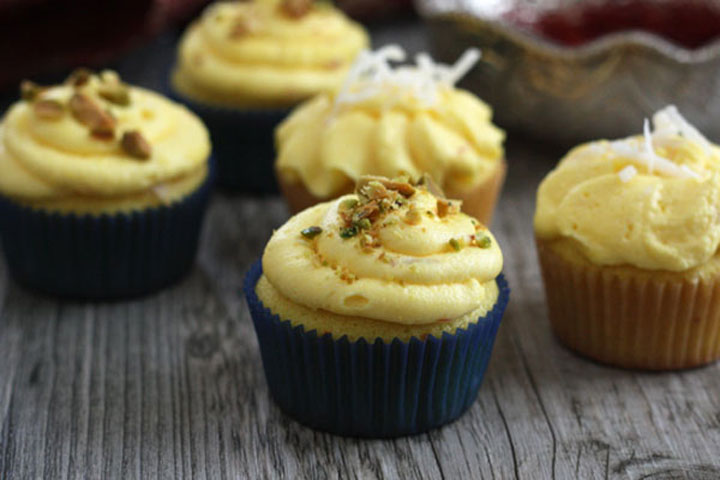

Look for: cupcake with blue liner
[0,69,212,299]
[171,0,369,192]
[244,174,509,437]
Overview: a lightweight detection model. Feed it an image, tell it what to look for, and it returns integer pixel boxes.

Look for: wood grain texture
[1,21,720,480]
[2,137,720,480]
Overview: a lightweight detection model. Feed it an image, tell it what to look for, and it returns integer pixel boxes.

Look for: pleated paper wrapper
[244,259,510,438]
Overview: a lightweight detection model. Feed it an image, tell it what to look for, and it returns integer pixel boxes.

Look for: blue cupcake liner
[243,260,510,438]
[168,87,290,193]
[0,162,214,299]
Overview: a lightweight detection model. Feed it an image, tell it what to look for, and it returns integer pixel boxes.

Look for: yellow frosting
[261,181,503,325]
[255,275,496,342]
[535,111,720,272]
[0,72,211,214]
[275,49,505,199]
[172,0,369,108]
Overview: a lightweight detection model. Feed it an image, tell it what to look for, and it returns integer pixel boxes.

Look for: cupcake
[275,46,506,225]
[535,106,720,370]
[0,69,212,298]
[171,0,369,191]
[244,175,509,437]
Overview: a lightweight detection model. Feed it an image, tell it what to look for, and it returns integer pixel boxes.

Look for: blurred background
[0,0,415,108]
[3,0,720,146]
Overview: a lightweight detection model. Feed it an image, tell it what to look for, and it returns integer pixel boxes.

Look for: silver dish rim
[416,1,720,64]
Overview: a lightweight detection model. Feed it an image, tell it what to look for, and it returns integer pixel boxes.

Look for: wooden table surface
[1,20,720,480]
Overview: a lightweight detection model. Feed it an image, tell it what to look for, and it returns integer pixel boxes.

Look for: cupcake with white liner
[535,105,720,369]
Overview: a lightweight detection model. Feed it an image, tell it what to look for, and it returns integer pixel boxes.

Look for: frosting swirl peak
[173,0,369,108]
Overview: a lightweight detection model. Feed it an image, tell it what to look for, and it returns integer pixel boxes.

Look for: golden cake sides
[257,175,504,341]
[275,46,506,224]
[534,106,720,369]
[0,70,211,214]
[172,0,369,108]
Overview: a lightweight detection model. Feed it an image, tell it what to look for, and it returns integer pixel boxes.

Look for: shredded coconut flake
[612,106,705,180]
[333,46,481,114]
[618,165,638,183]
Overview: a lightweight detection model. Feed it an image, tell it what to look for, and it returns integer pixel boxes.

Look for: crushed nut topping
[448,238,462,251]
[301,226,322,239]
[280,0,312,18]
[66,68,93,87]
[436,198,460,218]
[20,80,42,101]
[69,93,116,136]
[336,175,493,256]
[33,99,64,120]
[98,82,130,106]
[475,235,492,248]
[121,130,152,160]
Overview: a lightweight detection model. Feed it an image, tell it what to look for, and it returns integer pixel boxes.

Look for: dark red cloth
[0,0,210,88]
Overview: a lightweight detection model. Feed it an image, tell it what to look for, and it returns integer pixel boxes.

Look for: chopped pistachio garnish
[98,82,130,106]
[121,130,152,159]
[281,0,312,18]
[404,208,422,225]
[356,218,372,230]
[69,93,116,135]
[340,226,359,239]
[475,235,492,248]
[33,99,64,120]
[449,238,462,252]
[301,226,322,239]
[66,68,93,87]
[340,198,358,210]
[20,80,42,101]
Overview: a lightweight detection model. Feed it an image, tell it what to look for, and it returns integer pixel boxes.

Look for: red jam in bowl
[521,1,720,49]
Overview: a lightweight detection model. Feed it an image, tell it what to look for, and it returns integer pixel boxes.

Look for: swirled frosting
[0,71,210,213]
[262,176,503,324]
[172,0,368,108]
[276,47,505,199]
[535,106,720,272]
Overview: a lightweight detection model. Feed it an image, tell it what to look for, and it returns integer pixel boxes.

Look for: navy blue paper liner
[0,162,214,299]
[168,87,289,193]
[243,260,510,438]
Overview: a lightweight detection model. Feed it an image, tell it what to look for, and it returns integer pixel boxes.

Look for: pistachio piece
[20,80,42,101]
[33,99,64,120]
[404,208,422,225]
[340,198,358,211]
[121,130,152,160]
[281,0,312,18]
[340,226,359,239]
[475,235,492,249]
[91,129,115,141]
[301,226,322,239]
[98,82,130,106]
[69,93,116,135]
[449,238,462,252]
[356,175,415,198]
[66,68,93,87]
[356,218,372,230]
